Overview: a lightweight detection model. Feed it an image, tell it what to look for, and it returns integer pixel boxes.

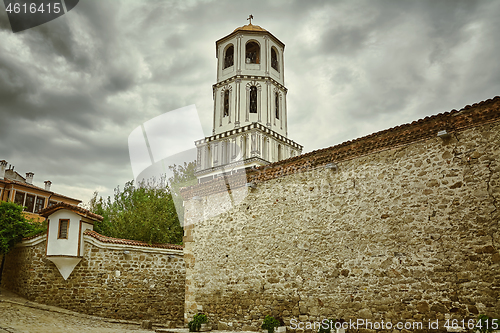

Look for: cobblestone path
[0,288,154,333]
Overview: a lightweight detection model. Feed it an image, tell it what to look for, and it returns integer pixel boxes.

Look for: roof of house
[0,178,81,203]
[38,202,103,222]
[83,230,184,250]
[181,96,500,199]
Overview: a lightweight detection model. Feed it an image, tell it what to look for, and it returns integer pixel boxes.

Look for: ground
[0,287,155,333]
[0,288,254,333]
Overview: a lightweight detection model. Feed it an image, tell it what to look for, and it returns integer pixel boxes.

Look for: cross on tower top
[247,14,253,24]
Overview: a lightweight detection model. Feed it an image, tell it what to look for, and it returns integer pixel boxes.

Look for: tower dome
[233,23,267,33]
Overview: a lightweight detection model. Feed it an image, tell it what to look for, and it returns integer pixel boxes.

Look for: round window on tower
[245,41,260,64]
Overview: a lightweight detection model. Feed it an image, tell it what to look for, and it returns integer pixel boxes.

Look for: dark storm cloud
[1,0,499,202]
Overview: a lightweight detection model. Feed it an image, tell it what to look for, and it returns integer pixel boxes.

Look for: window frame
[223,45,234,69]
[25,194,35,213]
[34,196,46,213]
[223,90,230,117]
[271,47,279,72]
[58,219,69,239]
[249,86,258,114]
[14,191,25,206]
[275,92,280,119]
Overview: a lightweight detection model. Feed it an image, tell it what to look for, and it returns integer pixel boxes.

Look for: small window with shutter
[58,219,69,239]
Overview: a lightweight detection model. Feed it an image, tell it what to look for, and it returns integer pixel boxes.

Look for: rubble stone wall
[1,235,185,326]
[184,120,500,330]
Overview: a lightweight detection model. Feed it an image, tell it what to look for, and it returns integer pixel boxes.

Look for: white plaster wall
[46,210,82,256]
[196,129,301,174]
[215,35,284,85]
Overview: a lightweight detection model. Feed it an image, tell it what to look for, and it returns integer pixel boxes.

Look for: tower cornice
[195,122,302,150]
[212,75,288,93]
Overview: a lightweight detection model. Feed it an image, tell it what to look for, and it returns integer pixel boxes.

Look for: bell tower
[195,17,302,183]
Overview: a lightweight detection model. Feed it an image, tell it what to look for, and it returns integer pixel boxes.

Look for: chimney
[44,180,52,191]
[26,172,34,184]
[0,160,7,179]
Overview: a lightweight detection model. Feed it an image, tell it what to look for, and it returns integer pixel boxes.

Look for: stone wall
[1,234,185,326]
[183,100,500,330]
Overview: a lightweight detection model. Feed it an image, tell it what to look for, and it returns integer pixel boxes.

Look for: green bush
[262,315,280,333]
[475,314,499,333]
[188,313,208,332]
[0,202,46,255]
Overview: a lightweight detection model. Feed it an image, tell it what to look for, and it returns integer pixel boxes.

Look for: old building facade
[0,160,81,221]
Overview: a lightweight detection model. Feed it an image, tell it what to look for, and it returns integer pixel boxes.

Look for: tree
[168,161,197,226]
[0,202,46,283]
[0,201,45,255]
[88,177,183,245]
[168,161,197,187]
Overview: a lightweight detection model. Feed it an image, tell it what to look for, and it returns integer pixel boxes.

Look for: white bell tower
[195,17,302,183]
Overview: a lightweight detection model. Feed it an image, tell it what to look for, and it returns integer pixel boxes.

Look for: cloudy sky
[1,0,499,204]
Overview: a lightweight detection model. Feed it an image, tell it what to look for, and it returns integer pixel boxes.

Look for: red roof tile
[0,178,81,203]
[38,202,103,222]
[22,232,47,241]
[83,230,183,250]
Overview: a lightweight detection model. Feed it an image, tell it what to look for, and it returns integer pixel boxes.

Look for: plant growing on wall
[474,314,499,333]
[261,315,280,333]
[188,313,208,332]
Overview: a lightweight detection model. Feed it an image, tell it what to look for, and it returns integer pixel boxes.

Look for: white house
[39,202,103,279]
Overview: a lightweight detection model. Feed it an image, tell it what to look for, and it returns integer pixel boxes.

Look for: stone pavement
[0,287,163,333]
[0,288,257,333]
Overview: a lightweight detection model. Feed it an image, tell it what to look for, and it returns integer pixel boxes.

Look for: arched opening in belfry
[271,47,279,71]
[249,86,258,113]
[224,45,234,69]
[223,90,230,117]
[245,41,260,64]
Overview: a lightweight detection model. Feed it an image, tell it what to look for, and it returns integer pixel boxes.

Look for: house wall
[183,116,500,330]
[1,234,185,326]
[0,183,81,222]
[46,210,89,256]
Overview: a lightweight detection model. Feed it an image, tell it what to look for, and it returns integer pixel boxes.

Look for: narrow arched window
[224,45,234,69]
[271,47,279,71]
[249,86,258,113]
[278,144,282,161]
[275,92,279,119]
[245,42,260,64]
[223,90,229,117]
